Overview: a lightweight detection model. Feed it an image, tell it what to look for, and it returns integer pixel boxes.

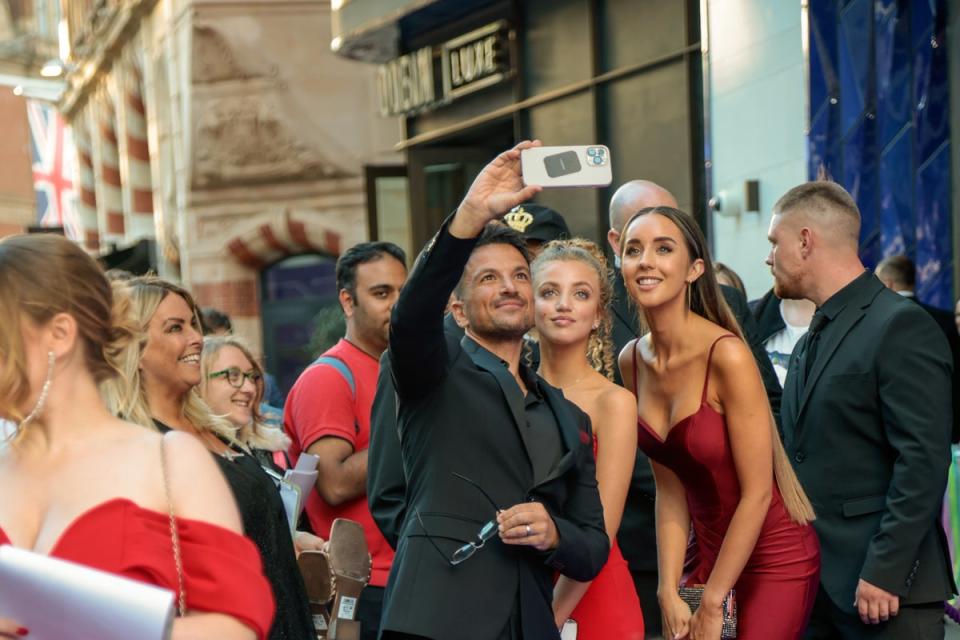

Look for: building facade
[57,0,400,389]
[0,0,57,237]
[333,0,705,255]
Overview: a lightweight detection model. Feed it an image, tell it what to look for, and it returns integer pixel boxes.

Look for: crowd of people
[0,139,956,640]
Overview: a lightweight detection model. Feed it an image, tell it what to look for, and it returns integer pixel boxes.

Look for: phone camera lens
[586,148,597,157]
[592,156,603,165]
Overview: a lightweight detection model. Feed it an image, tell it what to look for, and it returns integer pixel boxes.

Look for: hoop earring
[19,351,55,428]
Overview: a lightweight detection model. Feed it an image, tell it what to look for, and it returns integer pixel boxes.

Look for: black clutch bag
[678,585,737,638]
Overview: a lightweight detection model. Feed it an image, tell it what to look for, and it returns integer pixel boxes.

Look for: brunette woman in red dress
[618,207,820,640]
[0,234,273,640]
[533,239,645,640]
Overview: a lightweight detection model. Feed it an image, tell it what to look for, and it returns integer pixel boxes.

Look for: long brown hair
[0,234,134,426]
[620,206,815,524]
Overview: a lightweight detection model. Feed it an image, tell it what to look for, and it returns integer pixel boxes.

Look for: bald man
[772,182,954,638]
[606,180,782,637]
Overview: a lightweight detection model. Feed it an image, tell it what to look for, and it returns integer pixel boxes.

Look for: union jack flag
[27,100,81,241]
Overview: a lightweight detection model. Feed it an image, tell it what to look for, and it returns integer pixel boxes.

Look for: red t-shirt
[283,339,394,587]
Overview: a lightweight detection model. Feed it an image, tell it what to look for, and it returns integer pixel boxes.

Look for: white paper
[560,619,578,640]
[295,453,319,472]
[284,469,318,510]
[278,480,302,536]
[0,544,175,640]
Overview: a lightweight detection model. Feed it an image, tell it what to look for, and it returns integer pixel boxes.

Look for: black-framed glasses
[416,472,500,566]
[208,367,262,389]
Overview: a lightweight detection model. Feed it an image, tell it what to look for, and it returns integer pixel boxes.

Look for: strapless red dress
[0,498,275,639]
[634,335,820,640]
[566,436,645,640]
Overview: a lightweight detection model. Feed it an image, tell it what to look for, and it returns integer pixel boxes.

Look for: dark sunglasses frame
[416,472,501,566]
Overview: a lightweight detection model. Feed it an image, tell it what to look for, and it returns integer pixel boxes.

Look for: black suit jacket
[378,219,609,640]
[368,349,404,550]
[613,276,782,574]
[750,287,786,345]
[911,296,960,443]
[781,274,955,612]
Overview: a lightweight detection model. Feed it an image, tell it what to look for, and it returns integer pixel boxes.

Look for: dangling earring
[686,282,692,313]
[19,351,55,428]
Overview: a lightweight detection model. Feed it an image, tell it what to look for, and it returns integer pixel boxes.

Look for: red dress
[567,437,645,640]
[634,335,820,640]
[0,498,275,639]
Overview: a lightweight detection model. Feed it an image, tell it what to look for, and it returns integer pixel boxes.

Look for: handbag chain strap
[160,434,187,617]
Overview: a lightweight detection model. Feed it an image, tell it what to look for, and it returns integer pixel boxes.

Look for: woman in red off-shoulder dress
[532,239,645,640]
[0,234,273,640]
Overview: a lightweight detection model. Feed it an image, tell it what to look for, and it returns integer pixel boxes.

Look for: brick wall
[192,278,260,318]
[0,92,35,232]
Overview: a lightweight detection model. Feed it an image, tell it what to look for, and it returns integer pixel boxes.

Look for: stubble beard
[468,306,533,343]
[772,271,803,301]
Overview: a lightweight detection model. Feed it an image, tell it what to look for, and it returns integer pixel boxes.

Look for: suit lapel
[794,308,865,423]
[793,277,884,437]
[533,386,578,488]
[780,344,805,448]
[460,336,534,464]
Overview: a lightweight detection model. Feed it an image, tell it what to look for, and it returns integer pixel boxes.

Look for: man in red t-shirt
[285,241,407,640]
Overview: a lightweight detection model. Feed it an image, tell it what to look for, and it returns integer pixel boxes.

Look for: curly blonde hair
[531,238,616,379]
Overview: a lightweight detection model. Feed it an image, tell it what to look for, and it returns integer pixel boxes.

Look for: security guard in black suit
[876,254,960,444]
[377,141,608,640]
[771,182,954,639]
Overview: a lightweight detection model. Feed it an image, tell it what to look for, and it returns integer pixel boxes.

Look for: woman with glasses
[102,276,318,640]
[199,335,289,466]
[532,239,645,640]
[0,235,273,639]
[620,207,819,640]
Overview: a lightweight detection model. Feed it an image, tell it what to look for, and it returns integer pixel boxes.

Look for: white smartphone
[521,145,612,188]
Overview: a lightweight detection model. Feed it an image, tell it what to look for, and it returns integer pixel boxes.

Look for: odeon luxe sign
[376,21,512,118]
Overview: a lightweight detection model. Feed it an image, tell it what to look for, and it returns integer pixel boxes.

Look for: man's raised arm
[388,141,543,400]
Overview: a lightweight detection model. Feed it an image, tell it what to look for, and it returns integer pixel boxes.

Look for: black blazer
[378,219,609,640]
[750,287,787,345]
[368,349,404,550]
[612,276,782,574]
[911,296,960,443]
[781,274,955,612]
[369,314,465,550]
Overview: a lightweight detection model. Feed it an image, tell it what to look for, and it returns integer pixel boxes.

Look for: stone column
[88,88,125,247]
[71,110,101,252]
[115,48,156,243]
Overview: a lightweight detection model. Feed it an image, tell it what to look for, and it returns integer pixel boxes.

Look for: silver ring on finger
[525,524,532,536]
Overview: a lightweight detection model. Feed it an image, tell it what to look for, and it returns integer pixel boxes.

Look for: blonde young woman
[198,335,289,470]
[102,276,317,640]
[619,207,819,640]
[533,239,645,640]
[0,235,273,640]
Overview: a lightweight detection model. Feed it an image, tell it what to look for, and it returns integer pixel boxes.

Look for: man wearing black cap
[502,203,570,257]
